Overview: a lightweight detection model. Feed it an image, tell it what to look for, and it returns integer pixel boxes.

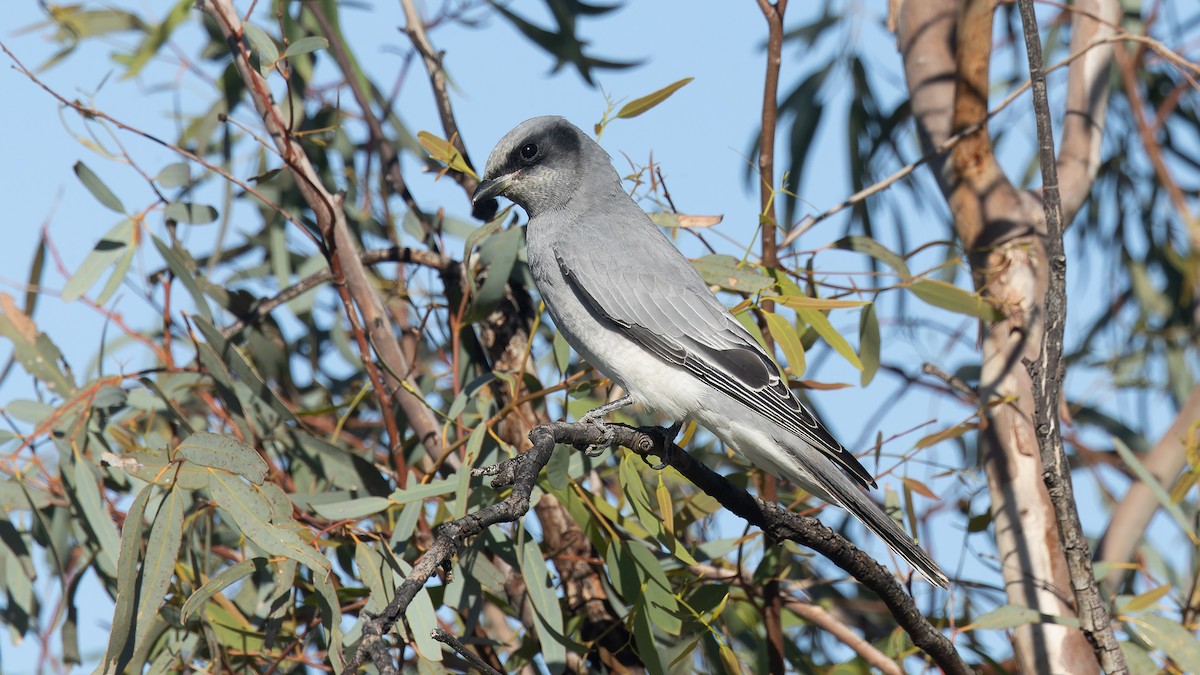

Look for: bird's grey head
[472,116,616,218]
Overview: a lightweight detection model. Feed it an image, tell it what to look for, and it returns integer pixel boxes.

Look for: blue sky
[0,0,1181,671]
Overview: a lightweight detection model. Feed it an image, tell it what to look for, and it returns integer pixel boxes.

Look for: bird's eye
[520,143,539,160]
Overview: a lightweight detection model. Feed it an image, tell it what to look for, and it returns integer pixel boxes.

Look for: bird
[472,116,948,588]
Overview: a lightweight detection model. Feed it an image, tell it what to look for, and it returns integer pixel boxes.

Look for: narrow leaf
[134,487,184,650]
[241,22,279,64]
[177,433,268,484]
[154,162,190,188]
[181,559,259,622]
[776,295,868,310]
[763,311,805,377]
[858,302,880,386]
[1133,613,1200,673]
[73,161,125,213]
[1113,437,1199,545]
[61,219,135,303]
[100,484,153,674]
[417,131,477,179]
[164,201,218,225]
[796,308,863,371]
[908,279,1002,321]
[617,77,693,119]
[283,36,329,59]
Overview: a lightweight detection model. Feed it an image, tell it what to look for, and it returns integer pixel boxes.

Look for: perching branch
[346,420,969,674]
[1015,1,1128,672]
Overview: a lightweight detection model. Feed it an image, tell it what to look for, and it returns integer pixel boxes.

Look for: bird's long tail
[782,439,949,588]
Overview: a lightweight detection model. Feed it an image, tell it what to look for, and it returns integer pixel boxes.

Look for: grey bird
[473,116,948,588]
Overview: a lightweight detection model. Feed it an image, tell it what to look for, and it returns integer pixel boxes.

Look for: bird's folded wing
[556,247,876,490]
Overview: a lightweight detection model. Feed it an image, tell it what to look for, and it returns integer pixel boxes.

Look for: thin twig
[1016,1,1128,672]
[400,0,479,195]
[220,246,454,339]
[430,629,504,675]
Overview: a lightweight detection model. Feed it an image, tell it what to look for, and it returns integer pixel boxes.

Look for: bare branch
[1016,0,1127,670]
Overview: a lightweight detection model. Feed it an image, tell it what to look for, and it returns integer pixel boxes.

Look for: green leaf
[207,472,330,572]
[795,308,863,371]
[135,487,184,651]
[150,234,211,321]
[177,433,268,485]
[388,477,458,505]
[763,311,805,377]
[100,483,152,674]
[835,235,911,279]
[1119,584,1173,614]
[1132,613,1200,673]
[164,201,218,225]
[632,595,668,675]
[311,496,391,520]
[775,295,868,310]
[625,540,682,635]
[908,279,1002,321]
[692,255,775,294]
[113,0,191,78]
[519,533,566,669]
[283,36,329,59]
[73,161,125,213]
[355,542,393,614]
[616,77,693,119]
[392,557,442,663]
[858,303,880,386]
[0,294,75,396]
[311,569,346,673]
[154,162,191,188]
[968,604,1039,630]
[69,458,121,577]
[1112,437,1199,545]
[61,219,135,303]
[181,559,259,622]
[241,22,279,65]
[553,330,572,374]
[417,130,477,179]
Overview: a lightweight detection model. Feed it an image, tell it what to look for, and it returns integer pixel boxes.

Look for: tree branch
[198,0,446,476]
[221,246,455,339]
[1016,1,1127,671]
[345,421,970,674]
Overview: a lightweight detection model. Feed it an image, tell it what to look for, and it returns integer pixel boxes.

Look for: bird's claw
[576,420,615,457]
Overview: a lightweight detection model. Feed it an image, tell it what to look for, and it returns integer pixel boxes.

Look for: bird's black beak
[471,173,510,221]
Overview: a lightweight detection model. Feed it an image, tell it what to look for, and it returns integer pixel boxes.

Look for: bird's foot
[581,423,614,457]
[579,394,633,426]
[576,394,632,456]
